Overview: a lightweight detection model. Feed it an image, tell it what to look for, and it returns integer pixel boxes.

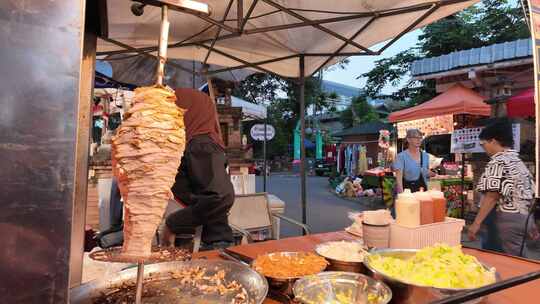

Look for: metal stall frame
[0,1,504,302]
[97,0,475,229]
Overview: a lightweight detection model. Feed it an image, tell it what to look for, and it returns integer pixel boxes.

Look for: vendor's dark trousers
[167,135,234,244]
[482,210,530,256]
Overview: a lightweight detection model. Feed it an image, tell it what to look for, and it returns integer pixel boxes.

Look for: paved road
[255,174,380,238]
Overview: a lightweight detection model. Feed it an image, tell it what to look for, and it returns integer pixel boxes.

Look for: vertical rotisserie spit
[112,86,185,259]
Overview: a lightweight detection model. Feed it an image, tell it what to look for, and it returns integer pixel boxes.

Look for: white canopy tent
[97,0,479,226]
[98,0,478,78]
[231,96,267,120]
[198,82,267,119]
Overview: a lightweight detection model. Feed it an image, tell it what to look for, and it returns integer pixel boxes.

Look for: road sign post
[250,124,275,191]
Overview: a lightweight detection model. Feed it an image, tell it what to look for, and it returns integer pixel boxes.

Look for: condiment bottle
[428,190,447,223]
[395,189,421,227]
[414,191,434,225]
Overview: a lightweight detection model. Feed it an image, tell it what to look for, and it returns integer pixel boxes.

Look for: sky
[323,29,421,95]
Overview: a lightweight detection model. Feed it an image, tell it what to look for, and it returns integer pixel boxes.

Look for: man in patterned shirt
[468,120,538,256]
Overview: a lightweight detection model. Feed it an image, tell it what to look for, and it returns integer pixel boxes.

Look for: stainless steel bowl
[363,248,500,304]
[293,271,392,304]
[253,252,328,296]
[70,259,268,304]
[315,241,367,274]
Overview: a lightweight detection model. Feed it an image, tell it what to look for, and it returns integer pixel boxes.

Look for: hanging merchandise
[358,146,368,175]
[378,129,392,168]
[347,145,355,176]
[378,130,391,149]
[344,146,351,176]
[339,145,346,174]
[337,146,341,172]
[351,145,358,176]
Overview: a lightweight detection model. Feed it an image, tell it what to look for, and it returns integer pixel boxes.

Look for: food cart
[4,1,540,303]
[388,84,491,218]
[205,232,540,304]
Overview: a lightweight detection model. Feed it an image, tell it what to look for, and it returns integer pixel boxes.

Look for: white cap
[413,191,433,201]
[398,189,416,200]
[427,190,445,199]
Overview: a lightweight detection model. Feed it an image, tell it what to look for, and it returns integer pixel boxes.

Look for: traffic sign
[250,124,275,141]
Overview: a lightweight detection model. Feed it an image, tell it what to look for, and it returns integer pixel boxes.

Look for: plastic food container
[389,217,465,249]
[363,222,391,249]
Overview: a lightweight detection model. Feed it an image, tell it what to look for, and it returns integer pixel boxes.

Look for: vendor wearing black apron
[394,129,431,193]
[161,88,234,250]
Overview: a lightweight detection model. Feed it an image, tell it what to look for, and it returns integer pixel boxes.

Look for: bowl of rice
[315,240,368,273]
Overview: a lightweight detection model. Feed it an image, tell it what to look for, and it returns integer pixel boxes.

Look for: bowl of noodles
[252,252,328,295]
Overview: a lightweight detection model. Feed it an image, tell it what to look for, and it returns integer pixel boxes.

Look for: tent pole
[461,153,465,219]
[156,5,169,86]
[299,55,307,230]
[263,110,267,192]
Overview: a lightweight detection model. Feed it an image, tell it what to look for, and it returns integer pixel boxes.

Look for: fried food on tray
[252,252,328,279]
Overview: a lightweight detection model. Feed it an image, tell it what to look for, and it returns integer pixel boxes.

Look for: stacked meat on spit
[112,86,185,259]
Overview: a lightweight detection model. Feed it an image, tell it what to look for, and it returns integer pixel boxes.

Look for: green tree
[340,95,379,129]
[233,73,286,104]
[477,0,530,44]
[235,72,341,159]
[360,0,530,106]
[361,49,420,99]
[418,13,483,57]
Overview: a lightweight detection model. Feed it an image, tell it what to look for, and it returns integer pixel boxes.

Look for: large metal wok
[70,259,268,304]
[363,248,500,304]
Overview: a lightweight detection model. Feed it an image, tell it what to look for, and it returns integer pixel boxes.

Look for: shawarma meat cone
[112,86,185,259]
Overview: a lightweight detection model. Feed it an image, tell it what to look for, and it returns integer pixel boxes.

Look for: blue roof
[411,39,532,76]
[95,71,137,90]
[333,121,393,137]
[321,80,363,98]
[96,60,113,77]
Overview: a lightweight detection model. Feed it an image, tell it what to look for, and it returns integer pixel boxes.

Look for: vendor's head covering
[174,88,225,149]
[406,128,423,138]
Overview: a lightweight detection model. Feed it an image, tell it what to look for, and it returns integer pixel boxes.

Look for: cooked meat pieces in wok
[92,266,253,304]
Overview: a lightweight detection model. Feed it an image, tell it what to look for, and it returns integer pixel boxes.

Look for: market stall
[77,231,540,304]
[332,124,396,207]
[212,232,540,304]
[77,2,540,303]
[388,83,491,218]
[12,0,532,303]
[507,88,535,118]
[97,0,482,230]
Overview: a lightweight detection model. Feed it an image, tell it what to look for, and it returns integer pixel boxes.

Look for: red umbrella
[507,88,535,117]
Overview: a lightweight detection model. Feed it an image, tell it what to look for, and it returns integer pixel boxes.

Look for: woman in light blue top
[393,129,431,193]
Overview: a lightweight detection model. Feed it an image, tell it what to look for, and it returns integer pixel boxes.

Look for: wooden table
[195,231,540,304]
